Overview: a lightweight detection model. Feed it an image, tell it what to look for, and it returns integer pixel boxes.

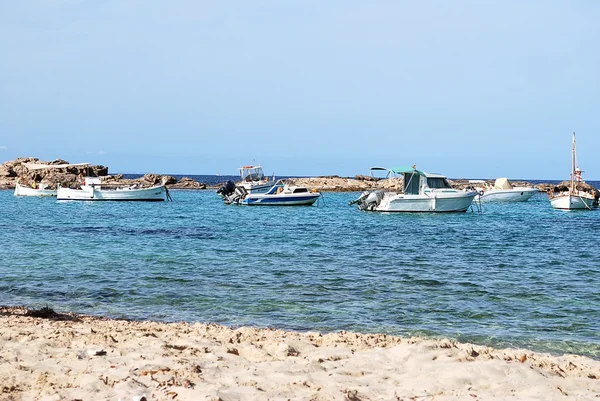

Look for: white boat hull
[242,192,320,206]
[478,187,538,202]
[14,184,57,197]
[374,191,477,212]
[57,185,167,201]
[550,194,594,210]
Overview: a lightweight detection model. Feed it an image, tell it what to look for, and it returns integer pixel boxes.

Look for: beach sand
[1,306,599,401]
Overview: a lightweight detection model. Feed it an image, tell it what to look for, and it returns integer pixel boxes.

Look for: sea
[1,177,599,360]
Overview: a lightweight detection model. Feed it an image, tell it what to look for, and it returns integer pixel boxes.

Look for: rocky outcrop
[287,175,403,192]
[537,180,599,202]
[0,158,108,189]
[0,158,206,190]
[175,177,207,189]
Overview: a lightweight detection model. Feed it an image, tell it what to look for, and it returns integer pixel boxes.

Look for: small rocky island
[0,158,207,190]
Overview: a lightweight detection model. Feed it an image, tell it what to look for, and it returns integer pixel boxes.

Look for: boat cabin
[239,165,265,182]
[84,177,102,187]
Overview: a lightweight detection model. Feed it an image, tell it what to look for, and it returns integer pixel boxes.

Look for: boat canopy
[24,162,89,171]
[390,166,425,176]
[369,167,396,178]
[239,165,264,181]
[494,177,513,190]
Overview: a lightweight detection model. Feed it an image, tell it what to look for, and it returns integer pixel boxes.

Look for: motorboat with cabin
[220,179,321,206]
[548,132,596,210]
[469,178,538,202]
[350,166,477,212]
[217,165,274,197]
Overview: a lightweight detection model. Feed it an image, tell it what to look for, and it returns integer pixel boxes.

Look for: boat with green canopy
[350,165,477,212]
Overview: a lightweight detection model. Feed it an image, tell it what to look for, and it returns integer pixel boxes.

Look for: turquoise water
[1,188,599,359]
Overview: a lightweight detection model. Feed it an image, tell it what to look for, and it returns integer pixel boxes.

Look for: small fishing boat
[471,178,538,202]
[222,180,321,206]
[14,161,91,197]
[57,177,169,201]
[14,182,57,197]
[548,132,595,210]
[350,166,477,213]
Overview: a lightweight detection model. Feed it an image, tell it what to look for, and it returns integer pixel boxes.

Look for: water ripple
[1,189,599,359]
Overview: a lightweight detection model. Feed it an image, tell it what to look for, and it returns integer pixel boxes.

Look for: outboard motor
[349,190,384,211]
[363,190,384,210]
[217,180,236,197]
[223,185,248,205]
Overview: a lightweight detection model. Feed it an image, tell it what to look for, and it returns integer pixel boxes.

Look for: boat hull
[550,194,594,210]
[14,184,57,197]
[374,191,476,212]
[57,185,167,201]
[479,188,538,202]
[240,182,274,194]
[242,193,320,206]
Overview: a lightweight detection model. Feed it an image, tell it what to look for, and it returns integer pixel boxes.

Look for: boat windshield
[240,166,265,182]
[427,177,452,189]
[404,173,421,195]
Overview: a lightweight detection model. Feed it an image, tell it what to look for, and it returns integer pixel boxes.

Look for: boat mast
[570,132,576,194]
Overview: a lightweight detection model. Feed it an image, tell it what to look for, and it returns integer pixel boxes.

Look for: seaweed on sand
[25,305,58,318]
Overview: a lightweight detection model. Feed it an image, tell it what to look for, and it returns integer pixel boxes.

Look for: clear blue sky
[1,1,599,180]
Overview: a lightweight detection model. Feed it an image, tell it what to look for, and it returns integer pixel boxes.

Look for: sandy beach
[1,307,598,401]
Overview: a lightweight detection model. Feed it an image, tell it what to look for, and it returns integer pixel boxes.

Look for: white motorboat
[548,132,596,210]
[57,177,168,202]
[350,166,477,213]
[223,180,321,206]
[471,178,538,202]
[14,182,57,197]
[217,165,275,197]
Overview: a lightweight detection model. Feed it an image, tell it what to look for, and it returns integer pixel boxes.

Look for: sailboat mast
[570,132,576,193]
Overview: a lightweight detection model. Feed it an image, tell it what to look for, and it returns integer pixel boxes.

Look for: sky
[1,1,599,180]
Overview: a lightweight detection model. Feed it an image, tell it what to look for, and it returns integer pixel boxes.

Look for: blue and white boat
[223,180,321,206]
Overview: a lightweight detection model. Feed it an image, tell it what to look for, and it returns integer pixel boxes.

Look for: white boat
[350,166,477,213]
[471,178,538,202]
[548,132,596,210]
[223,180,321,206]
[57,177,168,202]
[218,165,275,196]
[14,182,57,197]
[13,161,91,197]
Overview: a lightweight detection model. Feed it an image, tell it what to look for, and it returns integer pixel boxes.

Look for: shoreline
[1,156,593,192]
[1,306,599,400]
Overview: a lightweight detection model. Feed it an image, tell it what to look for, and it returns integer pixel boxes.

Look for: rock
[173,177,206,189]
[0,164,16,178]
[354,174,378,182]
